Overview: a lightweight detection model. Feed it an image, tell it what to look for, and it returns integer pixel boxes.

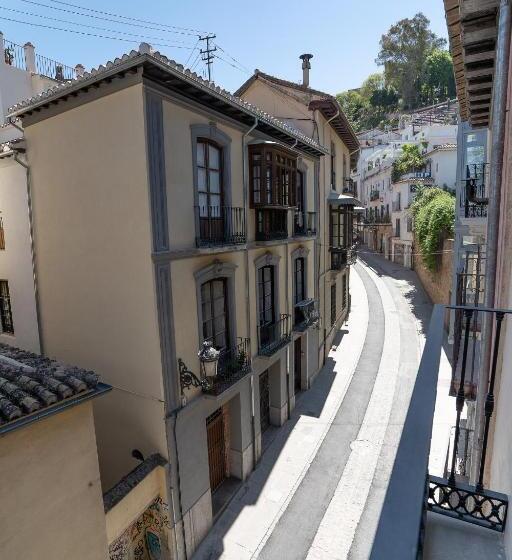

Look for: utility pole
[199,34,216,82]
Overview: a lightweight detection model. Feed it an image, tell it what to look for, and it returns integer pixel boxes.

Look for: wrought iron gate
[259,370,270,433]
[206,408,226,492]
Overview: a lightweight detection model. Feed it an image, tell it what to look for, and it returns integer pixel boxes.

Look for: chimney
[23,42,36,74]
[75,64,85,78]
[299,53,313,88]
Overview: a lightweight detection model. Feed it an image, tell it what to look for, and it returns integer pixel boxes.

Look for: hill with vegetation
[337,13,456,132]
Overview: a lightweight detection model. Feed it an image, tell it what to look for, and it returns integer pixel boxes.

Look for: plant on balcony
[391,144,426,183]
[410,186,455,271]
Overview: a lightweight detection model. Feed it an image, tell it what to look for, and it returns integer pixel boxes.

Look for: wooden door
[206,408,226,492]
[259,370,270,433]
[294,338,302,394]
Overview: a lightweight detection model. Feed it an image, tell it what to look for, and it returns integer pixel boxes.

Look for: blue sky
[1,0,448,95]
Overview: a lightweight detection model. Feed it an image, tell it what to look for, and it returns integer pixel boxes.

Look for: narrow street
[194,250,433,560]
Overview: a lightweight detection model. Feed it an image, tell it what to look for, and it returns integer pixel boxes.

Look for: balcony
[203,338,252,396]
[370,190,380,202]
[330,246,357,270]
[342,177,357,196]
[365,212,391,225]
[462,163,489,219]
[195,206,246,247]
[293,299,318,331]
[258,314,291,356]
[370,305,509,559]
[293,211,317,237]
[256,209,288,242]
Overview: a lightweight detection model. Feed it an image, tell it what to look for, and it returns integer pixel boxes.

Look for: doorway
[206,407,226,492]
[259,370,270,433]
[294,338,302,394]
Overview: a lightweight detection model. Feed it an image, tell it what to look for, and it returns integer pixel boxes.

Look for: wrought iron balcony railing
[293,211,317,237]
[364,212,391,225]
[370,190,380,202]
[330,246,357,270]
[203,338,252,396]
[258,314,291,356]
[342,177,357,196]
[195,205,246,247]
[293,298,319,331]
[370,305,509,559]
[461,163,489,219]
[256,209,288,241]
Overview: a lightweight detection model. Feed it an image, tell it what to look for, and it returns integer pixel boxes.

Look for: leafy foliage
[410,187,455,271]
[422,48,456,105]
[391,144,426,182]
[376,13,446,109]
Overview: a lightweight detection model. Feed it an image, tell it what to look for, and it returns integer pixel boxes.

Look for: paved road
[193,250,432,560]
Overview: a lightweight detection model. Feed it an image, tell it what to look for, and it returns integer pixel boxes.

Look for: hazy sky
[1,0,448,95]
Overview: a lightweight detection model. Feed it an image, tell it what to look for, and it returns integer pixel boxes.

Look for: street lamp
[178,340,220,396]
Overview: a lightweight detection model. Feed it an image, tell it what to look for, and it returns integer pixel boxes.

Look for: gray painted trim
[145,90,170,252]
[291,245,310,305]
[194,260,238,349]
[254,252,281,330]
[143,87,177,409]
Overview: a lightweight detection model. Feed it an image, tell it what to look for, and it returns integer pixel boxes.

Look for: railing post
[449,308,473,483]
[23,42,36,73]
[477,311,505,491]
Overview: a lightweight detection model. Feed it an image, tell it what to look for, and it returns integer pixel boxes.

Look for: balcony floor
[424,511,505,560]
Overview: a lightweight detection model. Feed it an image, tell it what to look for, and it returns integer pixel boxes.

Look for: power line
[0,14,197,48]
[199,34,216,81]
[0,5,196,45]
[46,0,209,34]
[184,38,200,67]
[20,0,200,37]
[214,43,251,74]
[215,53,250,74]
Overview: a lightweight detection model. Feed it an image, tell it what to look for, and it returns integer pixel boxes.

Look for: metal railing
[370,305,509,560]
[3,38,76,82]
[258,314,291,356]
[293,211,316,237]
[195,206,246,247]
[203,338,251,396]
[293,298,318,331]
[365,212,391,225]
[256,209,288,241]
[370,190,380,201]
[461,163,489,219]
[343,177,357,196]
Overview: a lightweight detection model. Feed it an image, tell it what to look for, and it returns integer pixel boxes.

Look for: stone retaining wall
[413,237,453,304]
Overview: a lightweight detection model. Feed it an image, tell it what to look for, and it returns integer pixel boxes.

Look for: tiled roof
[425,143,457,154]
[235,70,359,152]
[0,343,110,433]
[8,45,327,157]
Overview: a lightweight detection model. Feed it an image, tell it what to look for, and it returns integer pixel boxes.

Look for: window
[342,275,347,309]
[258,266,275,327]
[249,145,296,206]
[294,258,305,304]
[396,218,401,237]
[197,138,222,218]
[0,281,13,334]
[330,207,354,248]
[331,142,336,189]
[330,283,336,326]
[201,278,229,350]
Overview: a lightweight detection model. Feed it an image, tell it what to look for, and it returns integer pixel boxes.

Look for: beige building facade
[8,45,357,557]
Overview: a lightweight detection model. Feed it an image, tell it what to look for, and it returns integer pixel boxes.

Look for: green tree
[376,13,446,109]
[410,186,455,271]
[422,48,456,104]
[391,144,426,182]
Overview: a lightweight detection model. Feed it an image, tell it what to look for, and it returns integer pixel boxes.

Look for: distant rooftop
[1,34,80,82]
[0,343,110,435]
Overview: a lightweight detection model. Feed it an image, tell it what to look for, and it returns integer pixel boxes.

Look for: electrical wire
[0,5,196,45]
[214,43,251,73]
[184,38,200,66]
[46,0,209,34]
[215,53,251,74]
[0,14,197,48]
[20,0,200,37]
